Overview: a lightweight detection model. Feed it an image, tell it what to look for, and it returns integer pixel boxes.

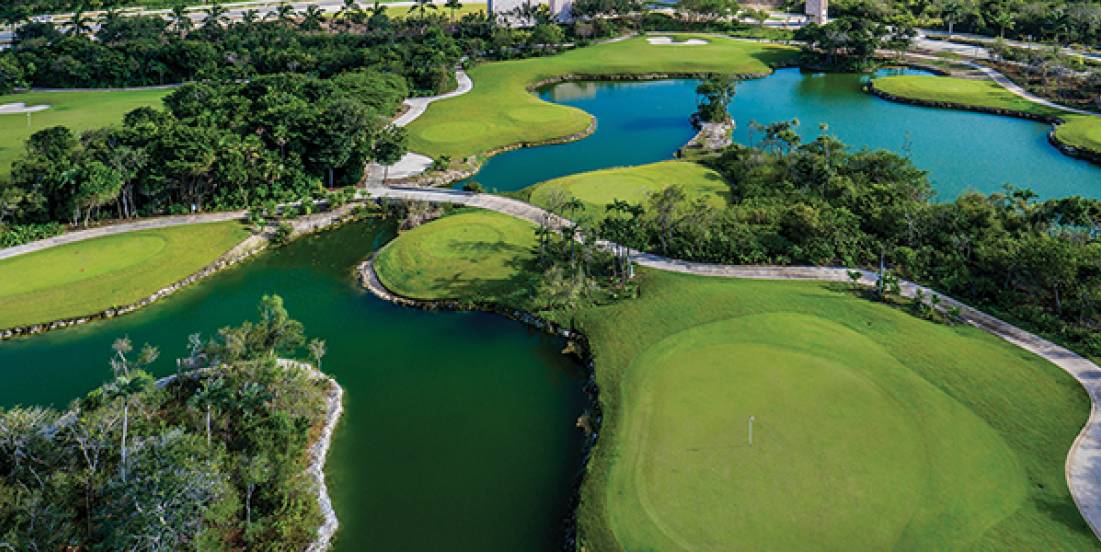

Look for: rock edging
[865,81,1101,167]
[0,202,369,341]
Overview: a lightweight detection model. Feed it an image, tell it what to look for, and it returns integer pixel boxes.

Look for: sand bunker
[0,102,51,114]
[646,36,708,46]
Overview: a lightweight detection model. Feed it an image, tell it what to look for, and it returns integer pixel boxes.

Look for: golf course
[0,221,248,329]
[870,75,1101,158]
[0,88,170,179]
[405,34,797,161]
[373,207,1097,551]
[523,161,729,221]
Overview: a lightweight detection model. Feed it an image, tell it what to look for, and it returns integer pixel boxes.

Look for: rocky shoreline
[156,361,344,552]
[356,254,602,550]
[0,202,368,341]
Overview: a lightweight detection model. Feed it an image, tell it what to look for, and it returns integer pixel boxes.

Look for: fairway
[871,75,1101,157]
[374,209,536,304]
[526,161,729,220]
[0,88,169,179]
[375,211,1096,550]
[0,221,249,329]
[406,35,797,160]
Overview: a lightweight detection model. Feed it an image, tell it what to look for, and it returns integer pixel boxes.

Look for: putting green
[374,209,536,304]
[0,221,249,329]
[610,312,1023,550]
[526,161,728,220]
[407,35,797,160]
[0,88,169,180]
[872,75,1101,157]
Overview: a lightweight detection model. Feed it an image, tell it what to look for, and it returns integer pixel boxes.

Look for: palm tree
[300,4,324,30]
[239,9,260,28]
[445,0,462,22]
[270,2,297,25]
[171,2,194,37]
[203,1,229,30]
[337,0,362,28]
[367,0,389,29]
[410,0,438,19]
[308,339,327,370]
[105,337,157,483]
[97,7,123,30]
[187,377,227,447]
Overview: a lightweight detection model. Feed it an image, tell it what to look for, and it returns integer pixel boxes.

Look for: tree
[695,75,736,123]
[170,1,193,37]
[68,6,93,36]
[649,185,687,254]
[300,4,324,31]
[70,161,124,226]
[102,336,158,483]
[936,0,978,35]
[411,0,438,19]
[371,124,407,184]
[445,0,463,23]
[202,1,230,31]
[308,338,327,370]
[187,376,228,447]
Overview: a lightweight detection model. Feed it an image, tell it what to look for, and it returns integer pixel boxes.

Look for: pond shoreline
[0,203,368,341]
[865,80,1101,166]
[356,253,602,550]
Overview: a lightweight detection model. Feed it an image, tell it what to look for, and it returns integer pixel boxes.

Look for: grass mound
[0,221,248,329]
[525,161,729,221]
[578,270,1094,551]
[871,75,1101,157]
[374,209,536,304]
[406,35,796,160]
[0,88,169,179]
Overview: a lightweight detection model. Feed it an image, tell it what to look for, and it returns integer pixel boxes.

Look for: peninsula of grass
[374,209,1095,550]
[871,75,1101,158]
[0,221,249,330]
[374,209,537,306]
[524,161,729,221]
[0,88,170,179]
[405,35,797,161]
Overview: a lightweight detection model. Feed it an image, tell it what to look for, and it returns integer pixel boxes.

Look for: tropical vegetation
[0,295,335,550]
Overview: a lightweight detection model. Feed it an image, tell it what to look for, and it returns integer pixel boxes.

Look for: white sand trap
[647,36,708,46]
[0,102,51,114]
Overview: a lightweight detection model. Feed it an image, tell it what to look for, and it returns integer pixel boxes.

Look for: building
[488,0,574,24]
[805,0,827,24]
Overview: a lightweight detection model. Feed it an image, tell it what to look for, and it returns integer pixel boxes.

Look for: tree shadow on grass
[1033,492,1095,537]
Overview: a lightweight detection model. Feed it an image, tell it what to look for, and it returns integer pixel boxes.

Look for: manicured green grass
[872,75,1101,157]
[0,221,249,329]
[0,89,169,180]
[406,35,797,160]
[525,161,729,221]
[385,3,485,18]
[375,209,1094,550]
[374,209,536,304]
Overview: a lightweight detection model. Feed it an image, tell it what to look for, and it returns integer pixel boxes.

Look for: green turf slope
[373,209,1095,551]
[406,35,796,160]
[0,88,169,179]
[374,209,536,305]
[0,221,249,329]
[871,75,1101,158]
[525,161,729,221]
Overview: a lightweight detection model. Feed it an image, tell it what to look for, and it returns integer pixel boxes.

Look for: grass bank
[0,88,170,180]
[373,208,1095,551]
[405,34,797,161]
[0,221,249,330]
[870,75,1101,158]
[522,160,728,221]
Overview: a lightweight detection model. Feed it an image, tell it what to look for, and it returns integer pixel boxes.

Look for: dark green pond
[469,68,1101,200]
[0,221,587,551]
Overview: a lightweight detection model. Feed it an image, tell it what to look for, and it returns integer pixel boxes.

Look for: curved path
[363,181,1101,540]
[0,211,245,261]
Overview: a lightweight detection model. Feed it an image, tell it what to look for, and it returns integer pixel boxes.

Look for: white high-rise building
[488,0,574,24]
[805,0,828,24]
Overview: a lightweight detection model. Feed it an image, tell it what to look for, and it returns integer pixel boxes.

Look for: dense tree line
[588,130,1101,356]
[808,0,1101,47]
[2,70,406,228]
[0,295,334,549]
[796,16,915,70]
